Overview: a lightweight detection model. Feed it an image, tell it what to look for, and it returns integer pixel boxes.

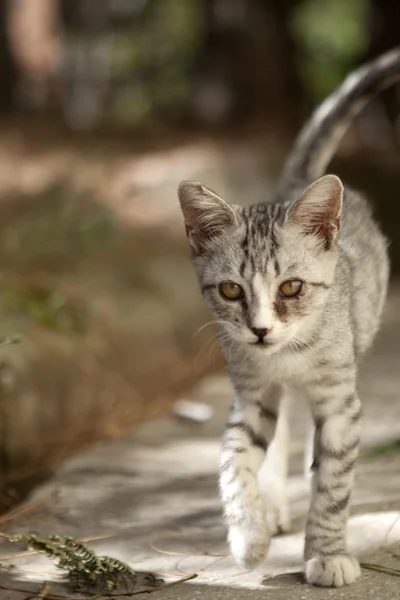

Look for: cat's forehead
[240,204,284,270]
[242,202,285,233]
[200,205,282,279]
[202,201,324,280]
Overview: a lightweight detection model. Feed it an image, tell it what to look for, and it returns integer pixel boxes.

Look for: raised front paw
[228,524,270,569]
[306,554,361,587]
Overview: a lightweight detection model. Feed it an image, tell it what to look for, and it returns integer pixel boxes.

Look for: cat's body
[178,48,400,587]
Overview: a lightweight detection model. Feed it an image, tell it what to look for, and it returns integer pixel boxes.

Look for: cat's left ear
[287,174,343,248]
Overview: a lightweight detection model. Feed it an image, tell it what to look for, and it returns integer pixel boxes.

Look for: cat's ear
[178,181,237,252]
[287,174,343,248]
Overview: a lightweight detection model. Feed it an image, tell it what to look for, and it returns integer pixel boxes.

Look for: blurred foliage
[0,185,115,335]
[110,0,202,124]
[0,178,215,499]
[4,0,384,129]
[0,184,115,271]
[0,334,21,345]
[1,285,85,334]
[59,0,376,129]
[63,0,203,128]
[291,0,368,100]
[363,438,400,457]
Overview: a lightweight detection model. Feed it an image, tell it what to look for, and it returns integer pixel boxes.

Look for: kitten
[178,48,400,587]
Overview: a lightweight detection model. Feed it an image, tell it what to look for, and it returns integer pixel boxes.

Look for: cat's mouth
[251,339,274,347]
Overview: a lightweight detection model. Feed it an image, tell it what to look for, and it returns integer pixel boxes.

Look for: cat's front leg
[304,385,362,587]
[259,395,291,535]
[219,384,282,569]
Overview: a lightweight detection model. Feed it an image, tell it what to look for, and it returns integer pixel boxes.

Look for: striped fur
[177,48,400,588]
[276,46,400,198]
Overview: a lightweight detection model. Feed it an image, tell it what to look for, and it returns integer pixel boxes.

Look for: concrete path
[0,288,400,599]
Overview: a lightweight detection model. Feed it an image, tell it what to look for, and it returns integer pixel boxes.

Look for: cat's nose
[251,327,271,340]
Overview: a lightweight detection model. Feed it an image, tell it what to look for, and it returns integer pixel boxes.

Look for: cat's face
[178,175,343,355]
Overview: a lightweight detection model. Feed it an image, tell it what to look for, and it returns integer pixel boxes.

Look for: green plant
[291,0,368,100]
[10,534,160,595]
[0,334,21,346]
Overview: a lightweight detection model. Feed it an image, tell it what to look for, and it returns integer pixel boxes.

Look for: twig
[0,584,76,600]
[361,562,400,577]
[150,534,225,558]
[133,573,197,595]
[0,500,42,524]
[26,580,51,600]
[0,573,198,600]
[381,513,400,550]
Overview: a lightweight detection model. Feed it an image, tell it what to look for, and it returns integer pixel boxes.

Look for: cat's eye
[280,279,303,297]
[219,282,244,300]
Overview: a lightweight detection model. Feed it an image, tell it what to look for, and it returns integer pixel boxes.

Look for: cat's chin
[248,340,283,355]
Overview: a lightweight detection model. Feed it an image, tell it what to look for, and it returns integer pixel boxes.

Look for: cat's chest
[256,349,313,385]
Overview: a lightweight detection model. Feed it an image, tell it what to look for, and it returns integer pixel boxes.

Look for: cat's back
[338,189,389,356]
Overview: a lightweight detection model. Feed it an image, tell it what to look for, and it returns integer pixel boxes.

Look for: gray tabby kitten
[178,48,400,587]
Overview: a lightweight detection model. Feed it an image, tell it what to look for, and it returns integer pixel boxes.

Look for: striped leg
[304,387,362,587]
[219,384,282,569]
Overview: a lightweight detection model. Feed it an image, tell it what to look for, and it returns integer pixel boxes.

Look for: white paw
[228,524,270,569]
[265,496,291,535]
[262,482,291,535]
[306,555,361,587]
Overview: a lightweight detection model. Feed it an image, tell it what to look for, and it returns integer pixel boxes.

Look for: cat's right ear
[178,181,237,252]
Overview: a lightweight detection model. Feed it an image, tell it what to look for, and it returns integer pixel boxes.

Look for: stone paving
[0,287,399,599]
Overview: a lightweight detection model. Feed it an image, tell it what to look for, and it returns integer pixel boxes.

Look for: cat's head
[178,175,343,355]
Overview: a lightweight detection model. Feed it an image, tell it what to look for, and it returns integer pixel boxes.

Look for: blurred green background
[0,0,399,511]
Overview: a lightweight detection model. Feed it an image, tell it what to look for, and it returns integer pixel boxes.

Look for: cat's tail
[276,47,400,199]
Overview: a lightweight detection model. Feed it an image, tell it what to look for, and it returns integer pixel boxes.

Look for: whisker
[288,334,318,372]
[209,339,222,364]
[196,332,230,369]
[203,331,233,367]
[192,320,232,339]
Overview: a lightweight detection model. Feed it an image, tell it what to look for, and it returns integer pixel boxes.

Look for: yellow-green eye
[280,279,303,297]
[219,282,244,300]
